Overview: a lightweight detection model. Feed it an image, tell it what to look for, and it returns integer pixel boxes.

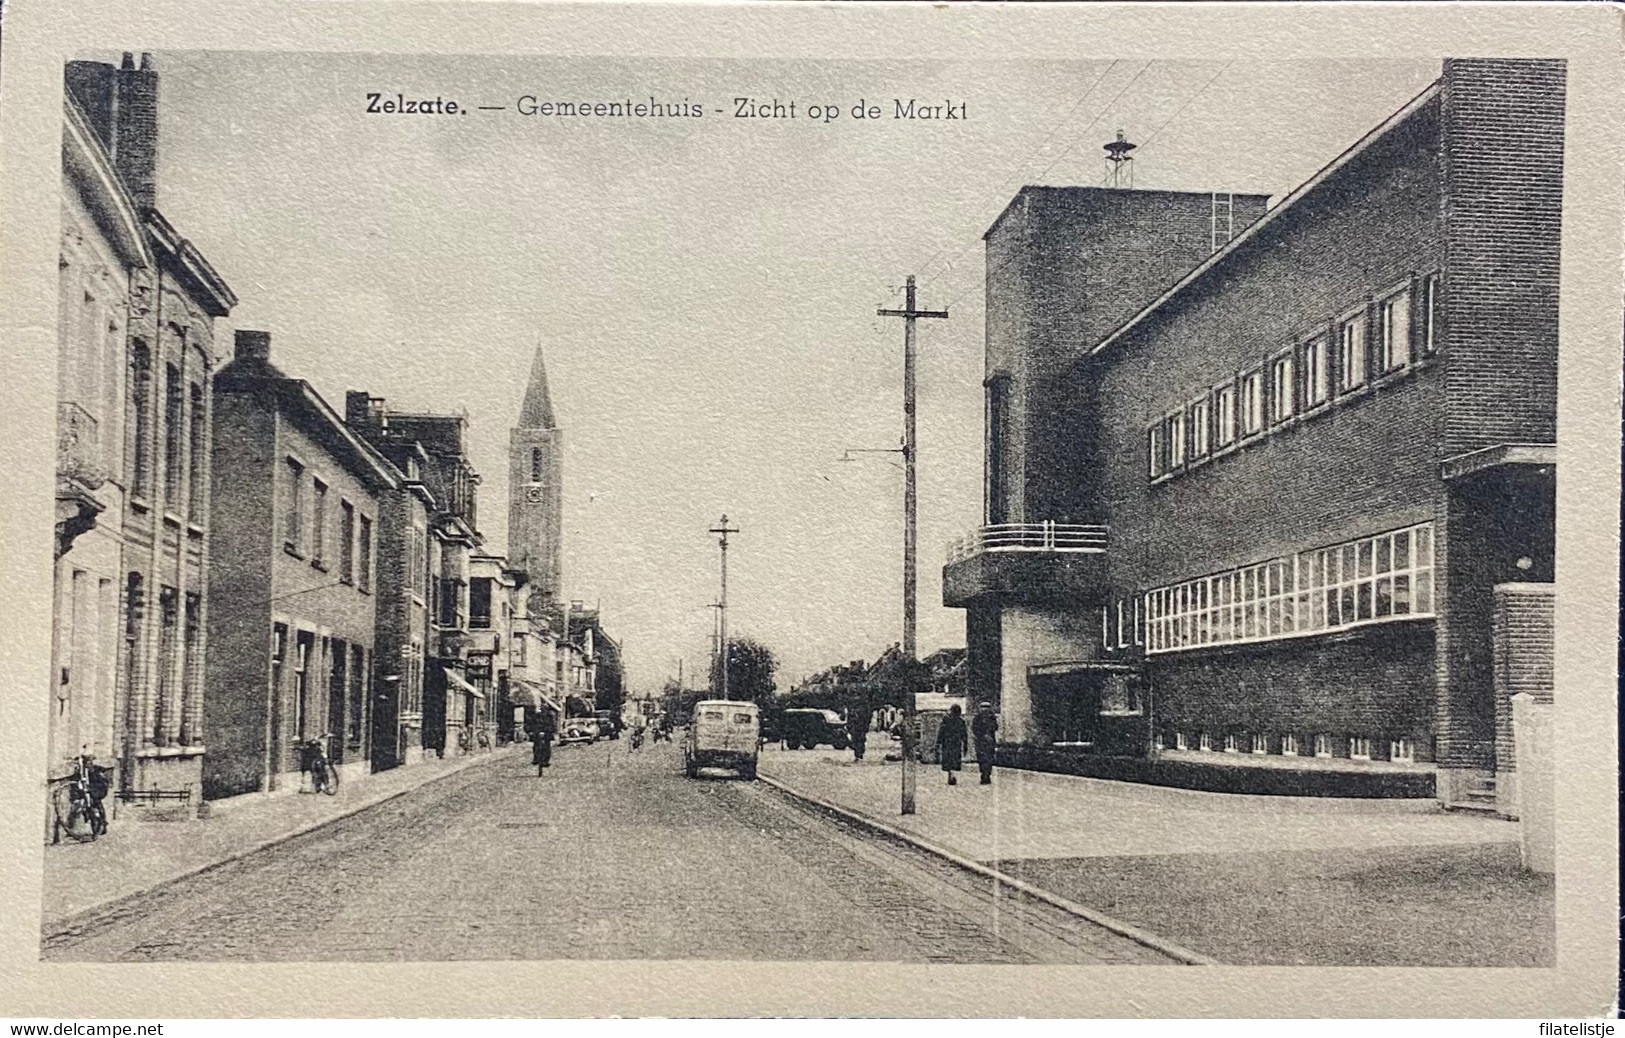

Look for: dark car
[778,708,850,751]
[594,710,621,740]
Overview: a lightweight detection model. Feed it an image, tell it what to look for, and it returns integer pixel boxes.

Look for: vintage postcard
[0,0,1618,1021]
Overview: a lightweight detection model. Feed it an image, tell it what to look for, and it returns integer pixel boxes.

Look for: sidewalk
[42,745,517,930]
[759,746,1552,966]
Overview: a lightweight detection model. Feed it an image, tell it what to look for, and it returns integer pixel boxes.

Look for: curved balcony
[943,522,1110,608]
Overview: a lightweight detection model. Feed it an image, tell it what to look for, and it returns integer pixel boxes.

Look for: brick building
[52,54,237,817]
[204,331,398,798]
[944,60,1563,805]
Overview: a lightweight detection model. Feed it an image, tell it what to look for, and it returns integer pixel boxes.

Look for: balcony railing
[946,522,1108,564]
[57,401,107,489]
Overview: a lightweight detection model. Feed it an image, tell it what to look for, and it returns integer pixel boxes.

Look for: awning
[443,667,485,700]
[511,679,564,715]
[1028,659,1141,679]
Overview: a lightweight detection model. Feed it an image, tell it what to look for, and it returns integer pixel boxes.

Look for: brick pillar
[1492,583,1555,816]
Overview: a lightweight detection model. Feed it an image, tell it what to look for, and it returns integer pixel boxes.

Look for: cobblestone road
[42,740,1173,964]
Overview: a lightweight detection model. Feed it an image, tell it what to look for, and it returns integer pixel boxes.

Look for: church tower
[509,347,563,603]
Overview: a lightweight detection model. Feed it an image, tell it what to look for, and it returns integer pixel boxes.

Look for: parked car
[684,700,759,779]
[778,708,850,751]
[594,710,621,740]
[559,715,599,745]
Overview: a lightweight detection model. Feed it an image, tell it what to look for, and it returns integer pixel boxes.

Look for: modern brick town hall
[943,59,1561,812]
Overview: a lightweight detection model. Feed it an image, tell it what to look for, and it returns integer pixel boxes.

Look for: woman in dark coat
[936,704,968,785]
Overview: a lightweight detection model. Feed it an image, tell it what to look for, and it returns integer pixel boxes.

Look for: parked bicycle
[301,735,340,796]
[52,752,111,843]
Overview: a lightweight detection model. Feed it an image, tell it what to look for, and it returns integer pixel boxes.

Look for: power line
[891,61,1126,293]
[1136,60,1236,152]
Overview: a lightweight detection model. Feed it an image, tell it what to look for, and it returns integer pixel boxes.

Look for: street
[42,740,1173,964]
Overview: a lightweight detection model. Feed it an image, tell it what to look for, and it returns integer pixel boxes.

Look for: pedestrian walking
[531,709,556,776]
[936,704,968,786]
[971,700,999,785]
[848,704,870,762]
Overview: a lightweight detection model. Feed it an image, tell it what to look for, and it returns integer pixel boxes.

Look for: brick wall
[1150,621,1437,761]
[1439,59,1565,457]
[202,395,276,798]
[983,187,1268,524]
[1092,97,1444,591]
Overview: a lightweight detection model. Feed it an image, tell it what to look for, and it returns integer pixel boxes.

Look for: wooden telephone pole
[878,275,947,815]
[709,515,740,700]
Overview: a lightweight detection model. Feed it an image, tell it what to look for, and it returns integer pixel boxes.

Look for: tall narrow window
[1302,335,1330,408]
[284,458,305,553]
[1214,383,1236,448]
[1147,423,1164,479]
[154,587,179,746]
[187,384,206,522]
[1420,273,1440,356]
[349,645,366,748]
[530,447,543,482]
[358,515,373,593]
[985,377,1010,524]
[1339,313,1367,392]
[311,479,328,567]
[1269,354,1295,424]
[469,577,493,629]
[1167,410,1186,469]
[130,343,153,498]
[1240,371,1263,436]
[163,364,184,503]
[1378,290,1411,372]
[180,592,200,745]
[294,632,313,739]
[339,501,356,584]
[1189,397,1210,458]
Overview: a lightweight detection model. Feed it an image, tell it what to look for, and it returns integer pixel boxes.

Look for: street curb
[42,747,518,938]
[756,772,1221,966]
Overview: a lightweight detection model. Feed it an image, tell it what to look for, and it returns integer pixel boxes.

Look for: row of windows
[269,624,371,750]
[283,457,373,593]
[1167,731,1416,763]
[1106,523,1435,654]
[127,341,209,522]
[1147,274,1439,481]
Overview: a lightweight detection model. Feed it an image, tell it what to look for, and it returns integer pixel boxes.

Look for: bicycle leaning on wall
[51,751,112,843]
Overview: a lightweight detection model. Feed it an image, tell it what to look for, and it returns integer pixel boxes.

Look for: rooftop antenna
[1104,129,1137,189]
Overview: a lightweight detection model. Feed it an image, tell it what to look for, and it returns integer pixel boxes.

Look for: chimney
[345,391,374,428]
[114,52,159,210]
[234,329,271,362]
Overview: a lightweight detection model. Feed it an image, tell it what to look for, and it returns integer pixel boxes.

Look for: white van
[683,700,760,779]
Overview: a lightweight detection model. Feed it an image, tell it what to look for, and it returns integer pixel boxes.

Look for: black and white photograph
[2,0,1620,1022]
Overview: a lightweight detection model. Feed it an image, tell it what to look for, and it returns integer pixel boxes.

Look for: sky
[139,52,1440,692]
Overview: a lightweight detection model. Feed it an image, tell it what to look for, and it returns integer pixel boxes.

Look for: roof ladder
[1211,192,1234,253]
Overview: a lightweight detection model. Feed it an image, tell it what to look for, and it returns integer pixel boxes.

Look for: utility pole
[878,275,947,815]
[709,515,739,700]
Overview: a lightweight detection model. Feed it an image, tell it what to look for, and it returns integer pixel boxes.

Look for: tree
[710,636,778,709]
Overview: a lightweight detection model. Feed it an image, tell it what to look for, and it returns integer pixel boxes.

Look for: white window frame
[1269,351,1295,425]
[1167,409,1187,469]
[1349,735,1372,761]
[1175,732,1189,751]
[1420,273,1440,356]
[1338,310,1368,393]
[1239,370,1263,437]
[1141,522,1435,655]
[1213,382,1237,448]
[1301,334,1330,409]
[1281,732,1299,757]
[1377,286,1412,374]
[1314,734,1332,758]
[1390,738,1414,762]
[1223,733,1239,754]
[1198,732,1212,752]
[1147,423,1164,480]
[1251,733,1268,754]
[1188,395,1210,459]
